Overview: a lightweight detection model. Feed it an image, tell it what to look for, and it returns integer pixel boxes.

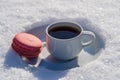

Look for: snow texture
[0,0,120,80]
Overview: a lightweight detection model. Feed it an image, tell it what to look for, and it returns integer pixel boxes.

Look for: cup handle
[81,31,96,47]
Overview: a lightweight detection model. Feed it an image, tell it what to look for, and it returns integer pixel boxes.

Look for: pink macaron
[11,33,42,58]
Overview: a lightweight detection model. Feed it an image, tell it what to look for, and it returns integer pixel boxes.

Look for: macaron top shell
[14,33,42,49]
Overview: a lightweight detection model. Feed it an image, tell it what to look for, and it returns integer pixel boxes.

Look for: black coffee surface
[48,26,80,39]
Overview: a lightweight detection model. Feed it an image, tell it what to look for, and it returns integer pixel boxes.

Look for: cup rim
[46,20,83,41]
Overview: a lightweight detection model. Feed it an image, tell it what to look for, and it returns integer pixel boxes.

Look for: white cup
[46,20,96,60]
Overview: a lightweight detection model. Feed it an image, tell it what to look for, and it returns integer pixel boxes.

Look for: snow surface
[0,0,120,80]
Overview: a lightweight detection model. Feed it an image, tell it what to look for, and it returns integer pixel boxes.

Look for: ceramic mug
[46,20,96,60]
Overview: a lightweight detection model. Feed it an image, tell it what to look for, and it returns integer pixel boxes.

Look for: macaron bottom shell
[12,43,42,58]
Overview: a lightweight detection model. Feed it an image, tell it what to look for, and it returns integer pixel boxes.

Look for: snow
[0,0,120,80]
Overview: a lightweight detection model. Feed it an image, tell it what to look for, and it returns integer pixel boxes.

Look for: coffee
[48,26,80,39]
